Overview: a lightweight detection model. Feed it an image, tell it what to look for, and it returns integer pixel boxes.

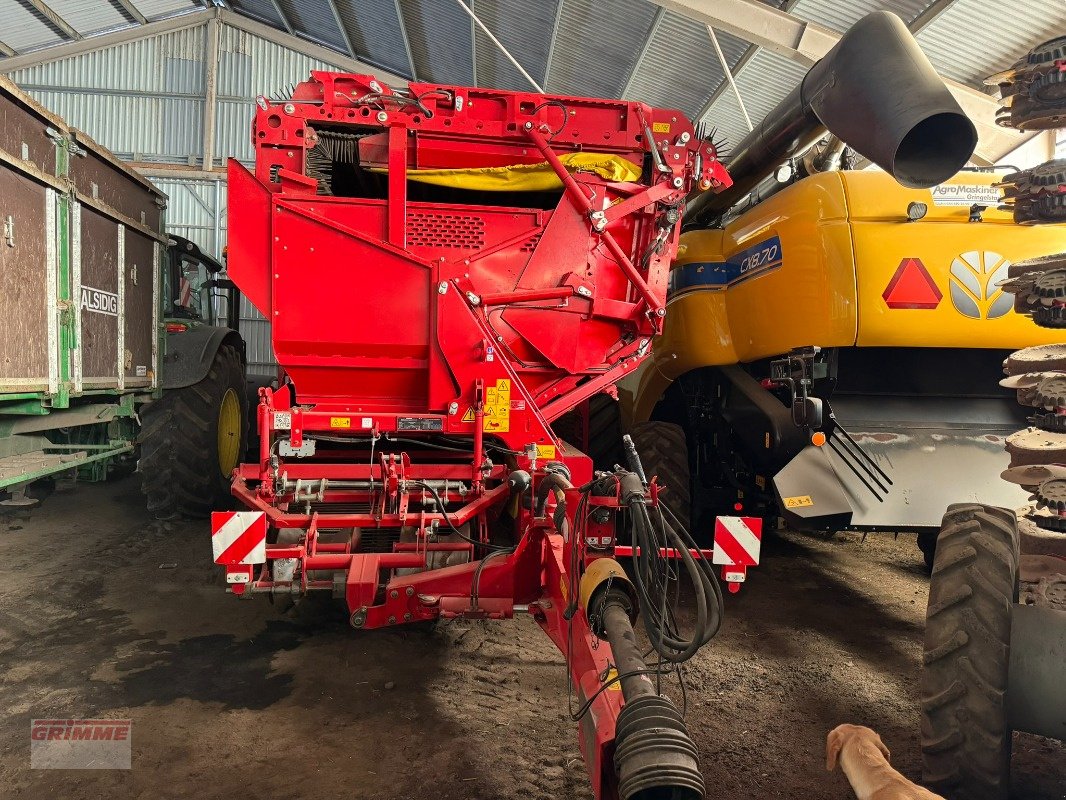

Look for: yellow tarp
[398,153,642,192]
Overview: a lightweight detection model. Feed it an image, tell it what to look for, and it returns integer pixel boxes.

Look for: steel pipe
[685,11,976,225]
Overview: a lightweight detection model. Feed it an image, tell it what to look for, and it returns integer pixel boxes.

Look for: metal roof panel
[471,0,557,91]
[917,0,1066,89]
[546,0,658,97]
[47,0,129,35]
[624,11,749,120]
[333,0,411,77]
[398,0,474,85]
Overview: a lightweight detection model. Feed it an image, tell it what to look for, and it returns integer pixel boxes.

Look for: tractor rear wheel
[552,394,624,471]
[629,421,691,535]
[140,344,248,519]
[920,503,1018,800]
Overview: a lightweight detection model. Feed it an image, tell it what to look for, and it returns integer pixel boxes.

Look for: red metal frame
[219,71,730,799]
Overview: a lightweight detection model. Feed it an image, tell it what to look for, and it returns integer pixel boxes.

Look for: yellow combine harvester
[610,168,1065,566]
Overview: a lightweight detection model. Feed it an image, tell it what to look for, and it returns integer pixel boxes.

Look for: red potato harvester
[215,71,733,799]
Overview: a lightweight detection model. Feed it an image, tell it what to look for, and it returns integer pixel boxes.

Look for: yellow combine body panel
[627,170,1066,423]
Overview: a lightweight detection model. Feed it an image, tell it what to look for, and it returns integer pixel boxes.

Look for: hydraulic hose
[617,469,724,663]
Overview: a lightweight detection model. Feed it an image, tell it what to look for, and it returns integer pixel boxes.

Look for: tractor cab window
[174,255,211,320]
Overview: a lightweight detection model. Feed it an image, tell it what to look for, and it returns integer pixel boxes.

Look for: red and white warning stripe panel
[211,511,267,568]
[712,516,762,567]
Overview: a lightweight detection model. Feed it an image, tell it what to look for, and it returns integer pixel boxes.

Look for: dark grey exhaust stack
[685,11,978,226]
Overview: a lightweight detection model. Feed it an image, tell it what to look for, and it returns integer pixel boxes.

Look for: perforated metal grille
[358,528,403,553]
[406,212,486,249]
[520,232,542,253]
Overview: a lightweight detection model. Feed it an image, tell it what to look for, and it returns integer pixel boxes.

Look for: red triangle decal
[882,258,942,309]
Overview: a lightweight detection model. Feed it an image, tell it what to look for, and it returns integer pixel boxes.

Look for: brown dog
[826,724,945,800]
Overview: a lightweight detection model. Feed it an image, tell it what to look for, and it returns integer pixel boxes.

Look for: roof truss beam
[392,0,416,80]
[542,0,564,91]
[110,0,148,26]
[219,10,405,84]
[0,39,15,57]
[0,9,213,72]
[653,0,834,67]
[266,0,294,34]
[323,0,356,57]
[909,0,962,34]
[620,6,665,98]
[651,0,1026,162]
[21,0,82,41]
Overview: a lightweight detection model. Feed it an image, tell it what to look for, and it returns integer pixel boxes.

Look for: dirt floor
[0,477,1062,800]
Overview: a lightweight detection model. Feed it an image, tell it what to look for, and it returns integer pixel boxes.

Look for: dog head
[826,724,892,771]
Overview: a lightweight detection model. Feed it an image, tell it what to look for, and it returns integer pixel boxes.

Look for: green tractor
[139,236,248,519]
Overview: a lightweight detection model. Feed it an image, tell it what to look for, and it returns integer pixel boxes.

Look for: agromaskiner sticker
[30,718,131,769]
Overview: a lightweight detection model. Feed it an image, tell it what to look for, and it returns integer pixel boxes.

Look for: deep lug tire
[140,344,248,519]
[629,421,691,534]
[920,503,1019,800]
[552,394,624,471]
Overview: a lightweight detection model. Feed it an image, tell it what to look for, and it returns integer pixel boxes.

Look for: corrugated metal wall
[7,19,344,373]
[12,25,208,163]
[10,21,343,167]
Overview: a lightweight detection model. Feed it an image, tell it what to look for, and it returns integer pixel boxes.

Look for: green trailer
[0,74,247,514]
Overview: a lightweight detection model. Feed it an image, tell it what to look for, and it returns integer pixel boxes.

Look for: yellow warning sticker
[461,407,475,423]
[330,417,352,429]
[536,444,556,460]
[651,121,671,133]
[603,667,622,691]
[483,379,510,433]
[783,495,814,508]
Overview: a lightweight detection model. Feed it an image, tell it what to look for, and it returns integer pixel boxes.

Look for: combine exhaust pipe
[685,11,977,226]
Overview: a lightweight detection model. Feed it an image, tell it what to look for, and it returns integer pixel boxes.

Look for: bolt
[679,131,691,144]
[406,586,414,597]
[369,80,383,93]
[283,103,295,114]
[388,615,396,625]
[350,609,367,628]
[672,176,684,189]
[524,121,533,130]
[655,308,666,317]
[437,280,449,295]
[590,210,605,220]
[390,589,399,599]
[376,111,388,123]
[673,153,680,160]
[448,402,459,415]
[466,292,481,306]
[577,286,592,297]
[593,219,607,232]
[404,613,412,621]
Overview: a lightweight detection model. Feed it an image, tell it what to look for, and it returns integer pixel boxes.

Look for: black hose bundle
[617,453,724,664]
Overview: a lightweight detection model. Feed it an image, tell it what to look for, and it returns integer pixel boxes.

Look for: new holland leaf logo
[948,251,1013,320]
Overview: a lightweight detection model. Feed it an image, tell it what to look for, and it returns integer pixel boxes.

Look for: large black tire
[140,344,248,519]
[920,503,1019,800]
[552,394,624,471]
[629,421,691,534]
